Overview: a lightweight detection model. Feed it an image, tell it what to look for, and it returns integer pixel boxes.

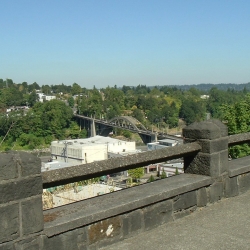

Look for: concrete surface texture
[101,190,250,250]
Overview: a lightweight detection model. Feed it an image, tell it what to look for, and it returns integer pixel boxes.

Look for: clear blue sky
[1,0,250,88]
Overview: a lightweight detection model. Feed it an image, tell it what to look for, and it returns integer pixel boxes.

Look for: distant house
[200,95,209,99]
[37,93,56,103]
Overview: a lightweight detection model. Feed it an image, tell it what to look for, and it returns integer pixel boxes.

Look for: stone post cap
[0,151,41,177]
[183,119,228,140]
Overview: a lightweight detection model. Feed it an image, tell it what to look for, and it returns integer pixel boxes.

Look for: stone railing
[1,119,250,249]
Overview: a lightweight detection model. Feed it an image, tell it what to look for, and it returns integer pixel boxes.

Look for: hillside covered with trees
[0,78,249,153]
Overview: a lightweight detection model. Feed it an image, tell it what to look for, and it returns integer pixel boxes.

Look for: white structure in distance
[147,138,179,151]
[50,135,137,166]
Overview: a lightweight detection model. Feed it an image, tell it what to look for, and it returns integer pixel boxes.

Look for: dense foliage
[220,94,250,158]
[0,99,86,150]
[1,78,249,153]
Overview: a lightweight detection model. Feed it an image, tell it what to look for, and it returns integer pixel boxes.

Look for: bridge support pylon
[91,119,96,137]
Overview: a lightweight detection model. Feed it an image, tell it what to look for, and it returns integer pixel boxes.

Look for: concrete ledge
[228,156,250,177]
[43,174,212,237]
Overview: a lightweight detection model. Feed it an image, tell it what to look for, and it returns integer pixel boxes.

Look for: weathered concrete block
[225,177,239,198]
[220,150,229,175]
[185,153,220,177]
[88,217,121,245]
[0,176,42,204]
[0,242,15,250]
[42,227,87,250]
[209,182,223,203]
[0,153,18,181]
[15,236,42,250]
[183,121,223,140]
[122,215,130,238]
[196,187,208,207]
[16,151,41,177]
[22,196,44,235]
[210,119,228,137]
[238,173,250,194]
[0,204,19,244]
[199,138,228,154]
[122,209,143,237]
[173,191,197,211]
[143,200,173,230]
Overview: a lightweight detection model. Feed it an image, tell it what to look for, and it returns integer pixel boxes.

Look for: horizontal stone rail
[42,142,201,188]
[3,119,250,249]
[228,132,250,146]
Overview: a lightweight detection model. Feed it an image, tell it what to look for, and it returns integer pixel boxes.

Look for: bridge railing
[42,142,201,189]
[3,119,250,249]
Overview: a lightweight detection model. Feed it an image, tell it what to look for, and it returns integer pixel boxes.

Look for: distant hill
[153,82,250,92]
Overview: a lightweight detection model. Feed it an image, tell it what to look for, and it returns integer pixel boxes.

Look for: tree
[42,85,51,95]
[122,130,132,139]
[132,108,144,123]
[128,167,144,181]
[221,94,250,158]
[147,175,155,182]
[161,169,167,178]
[71,83,82,96]
[28,90,38,107]
[175,167,179,175]
[68,96,75,108]
[103,87,125,110]
[180,99,206,125]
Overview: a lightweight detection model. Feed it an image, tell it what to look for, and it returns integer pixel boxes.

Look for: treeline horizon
[1,78,250,93]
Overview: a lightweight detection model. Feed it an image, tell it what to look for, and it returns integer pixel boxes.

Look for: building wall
[107,141,135,153]
[51,142,107,164]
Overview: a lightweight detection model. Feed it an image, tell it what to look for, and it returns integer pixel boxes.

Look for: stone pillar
[91,119,96,137]
[183,120,228,178]
[0,151,43,248]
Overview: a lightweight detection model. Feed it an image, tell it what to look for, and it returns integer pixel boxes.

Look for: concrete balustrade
[1,120,250,249]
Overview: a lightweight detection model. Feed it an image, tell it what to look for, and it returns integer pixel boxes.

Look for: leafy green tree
[132,108,144,123]
[162,102,179,128]
[147,108,162,123]
[28,90,38,107]
[41,85,51,95]
[18,133,42,149]
[28,82,40,92]
[175,167,179,175]
[147,175,155,182]
[122,130,132,139]
[103,87,125,110]
[68,96,75,108]
[221,94,250,158]
[71,83,82,96]
[180,99,206,125]
[161,169,167,178]
[128,167,144,181]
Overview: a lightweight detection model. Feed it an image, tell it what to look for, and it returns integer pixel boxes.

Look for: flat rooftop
[51,135,134,146]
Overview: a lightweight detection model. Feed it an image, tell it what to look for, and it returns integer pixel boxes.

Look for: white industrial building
[147,138,179,151]
[50,136,136,165]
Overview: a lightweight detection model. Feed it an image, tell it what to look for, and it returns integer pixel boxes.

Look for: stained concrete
[101,190,250,250]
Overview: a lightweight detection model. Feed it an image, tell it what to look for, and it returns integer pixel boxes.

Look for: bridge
[74,114,182,144]
[2,119,250,249]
